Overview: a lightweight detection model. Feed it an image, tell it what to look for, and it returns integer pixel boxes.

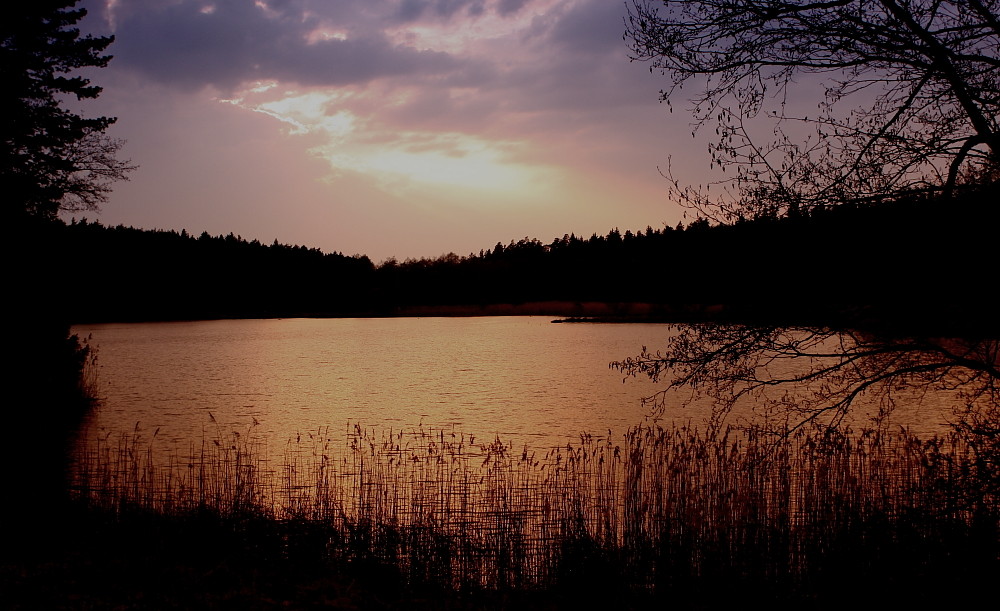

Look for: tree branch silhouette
[626,0,1000,219]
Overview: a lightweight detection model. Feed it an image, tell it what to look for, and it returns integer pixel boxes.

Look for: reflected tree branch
[612,324,1000,438]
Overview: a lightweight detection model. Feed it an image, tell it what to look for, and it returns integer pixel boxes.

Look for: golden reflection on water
[73,318,670,452]
[72,317,960,465]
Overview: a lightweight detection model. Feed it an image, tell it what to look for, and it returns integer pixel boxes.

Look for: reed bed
[70,420,999,598]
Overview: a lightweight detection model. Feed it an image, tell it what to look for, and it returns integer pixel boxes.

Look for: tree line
[59,186,995,335]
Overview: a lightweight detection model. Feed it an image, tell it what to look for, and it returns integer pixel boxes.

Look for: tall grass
[70,420,998,598]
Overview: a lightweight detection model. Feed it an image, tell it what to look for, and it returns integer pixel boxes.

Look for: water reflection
[73,318,671,452]
[74,317,971,465]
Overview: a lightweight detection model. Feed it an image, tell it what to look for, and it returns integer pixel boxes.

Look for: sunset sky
[75,0,711,262]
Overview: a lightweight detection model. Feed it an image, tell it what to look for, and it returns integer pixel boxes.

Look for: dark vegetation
[4,1,125,559]
[625,0,1000,216]
[15,421,992,609]
[61,184,997,336]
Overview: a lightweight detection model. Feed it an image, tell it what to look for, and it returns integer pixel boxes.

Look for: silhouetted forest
[52,186,996,335]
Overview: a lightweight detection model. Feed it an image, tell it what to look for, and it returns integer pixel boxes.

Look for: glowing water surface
[74,318,670,451]
[73,317,958,455]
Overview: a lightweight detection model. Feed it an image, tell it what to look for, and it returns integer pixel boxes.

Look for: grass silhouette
[65,419,999,606]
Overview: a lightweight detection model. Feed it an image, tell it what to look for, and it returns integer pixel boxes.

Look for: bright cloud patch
[384,0,559,53]
[255,91,357,138]
[224,86,553,198]
[325,133,545,194]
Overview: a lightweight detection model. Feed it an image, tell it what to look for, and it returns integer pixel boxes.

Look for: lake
[72,317,959,458]
[72,317,677,453]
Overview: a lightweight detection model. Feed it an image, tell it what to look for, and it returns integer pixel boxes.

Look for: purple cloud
[98,0,463,91]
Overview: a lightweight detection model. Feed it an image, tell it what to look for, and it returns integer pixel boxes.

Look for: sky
[73,0,709,262]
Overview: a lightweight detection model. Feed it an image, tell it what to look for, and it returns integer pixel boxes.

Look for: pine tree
[1,1,132,221]
[3,3,133,535]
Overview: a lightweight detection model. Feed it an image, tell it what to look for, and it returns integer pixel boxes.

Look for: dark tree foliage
[61,220,376,322]
[4,0,129,419]
[4,3,133,536]
[626,0,1000,219]
[63,190,996,330]
[620,1,1000,447]
[1,1,132,220]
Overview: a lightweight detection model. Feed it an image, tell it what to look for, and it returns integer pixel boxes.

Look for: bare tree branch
[626,0,1000,216]
[613,325,1000,437]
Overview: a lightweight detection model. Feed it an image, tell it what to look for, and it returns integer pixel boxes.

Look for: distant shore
[71,301,698,324]
[74,300,998,339]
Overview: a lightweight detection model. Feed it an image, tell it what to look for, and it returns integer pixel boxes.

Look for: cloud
[395,0,491,22]
[496,0,529,17]
[94,1,637,108]
[549,0,626,55]
[100,0,466,91]
[89,0,661,161]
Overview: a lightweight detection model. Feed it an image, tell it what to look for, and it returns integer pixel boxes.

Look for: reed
[70,419,999,599]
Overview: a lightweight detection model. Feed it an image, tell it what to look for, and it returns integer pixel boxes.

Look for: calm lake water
[72,317,957,455]
[73,318,671,451]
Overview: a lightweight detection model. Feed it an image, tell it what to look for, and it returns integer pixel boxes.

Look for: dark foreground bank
[2,503,992,611]
[7,423,995,610]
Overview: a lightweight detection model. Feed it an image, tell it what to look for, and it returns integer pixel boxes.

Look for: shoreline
[72,300,1000,339]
